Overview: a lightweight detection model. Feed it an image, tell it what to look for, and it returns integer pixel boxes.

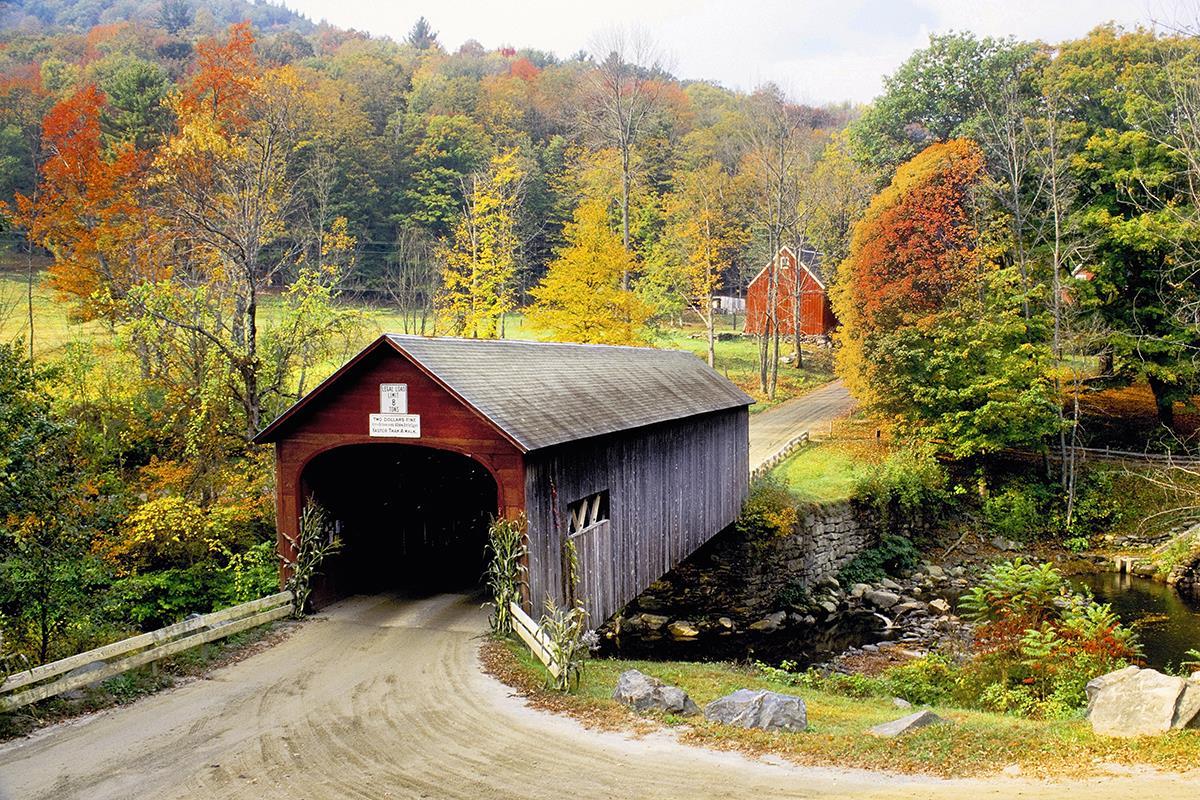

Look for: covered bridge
[254,335,753,625]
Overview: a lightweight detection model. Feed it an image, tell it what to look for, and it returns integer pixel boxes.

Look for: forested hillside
[2,0,1200,681]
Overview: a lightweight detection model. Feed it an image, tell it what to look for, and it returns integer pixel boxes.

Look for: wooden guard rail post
[509,601,562,679]
[0,591,293,713]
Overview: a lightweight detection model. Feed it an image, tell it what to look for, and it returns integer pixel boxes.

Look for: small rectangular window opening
[567,491,609,535]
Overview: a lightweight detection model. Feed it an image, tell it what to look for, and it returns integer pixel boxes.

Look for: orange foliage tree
[833,139,1057,455]
[11,84,155,317]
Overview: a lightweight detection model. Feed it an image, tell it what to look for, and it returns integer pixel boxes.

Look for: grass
[0,270,834,410]
[768,441,880,503]
[485,639,1200,779]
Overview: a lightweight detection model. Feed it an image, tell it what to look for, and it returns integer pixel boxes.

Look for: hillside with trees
[1,1,1200,688]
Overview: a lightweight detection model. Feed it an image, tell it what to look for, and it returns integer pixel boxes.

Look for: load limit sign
[370,383,420,438]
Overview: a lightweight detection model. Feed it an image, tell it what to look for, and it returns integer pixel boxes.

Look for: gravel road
[749,380,856,469]
[2,593,1195,800]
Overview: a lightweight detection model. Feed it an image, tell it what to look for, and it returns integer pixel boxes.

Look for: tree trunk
[1148,375,1177,430]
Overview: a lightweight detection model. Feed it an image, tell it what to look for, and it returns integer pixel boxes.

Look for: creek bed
[1071,572,1200,671]
[599,610,898,667]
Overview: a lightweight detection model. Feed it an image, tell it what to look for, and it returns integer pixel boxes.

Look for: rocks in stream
[704,689,808,732]
[1085,666,1200,737]
[613,669,700,716]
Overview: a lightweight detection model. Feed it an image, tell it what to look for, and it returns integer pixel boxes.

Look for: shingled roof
[254,335,753,452]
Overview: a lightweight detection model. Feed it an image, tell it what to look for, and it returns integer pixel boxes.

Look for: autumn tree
[436,148,526,338]
[526,198,651,345]
[834,139,1057,455]
[578,29,668,281]
[11,84,153,315]
[739,86,818,397]
[660,160,744,366]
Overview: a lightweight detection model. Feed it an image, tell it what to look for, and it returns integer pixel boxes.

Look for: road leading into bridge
[748,379,856,469]
[3,593,1195,800]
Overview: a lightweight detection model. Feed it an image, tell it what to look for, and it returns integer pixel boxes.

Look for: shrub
[737,477,799,540]
[854,443,952,527]
[540,596,591,692]
[837,534,921,585]
[956,559,1141,718]
[881,654,957,705]
[982,482,1052,542]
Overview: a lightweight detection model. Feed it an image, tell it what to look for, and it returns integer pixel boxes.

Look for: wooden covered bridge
[255,335,752,624]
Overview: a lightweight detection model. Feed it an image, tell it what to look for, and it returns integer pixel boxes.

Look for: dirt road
[2,593,1194,800]
[749,380,856,469]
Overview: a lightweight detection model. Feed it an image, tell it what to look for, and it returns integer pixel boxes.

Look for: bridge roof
[254,335,753,452]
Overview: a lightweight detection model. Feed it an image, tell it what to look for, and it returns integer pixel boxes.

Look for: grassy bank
[767,440,881,503]
[486,640,1200,778]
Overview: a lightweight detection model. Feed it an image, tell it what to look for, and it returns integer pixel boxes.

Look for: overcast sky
[283,0,1171,105]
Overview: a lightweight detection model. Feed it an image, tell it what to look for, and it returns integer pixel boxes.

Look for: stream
[1071,572,1200,671]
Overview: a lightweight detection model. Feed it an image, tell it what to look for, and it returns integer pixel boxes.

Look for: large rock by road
[704,689,807,732]
[1086,666,1200,737]
[613,669,700,716]
[869,710,945,738]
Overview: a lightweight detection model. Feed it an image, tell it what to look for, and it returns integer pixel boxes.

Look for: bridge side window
[567,491,609,536]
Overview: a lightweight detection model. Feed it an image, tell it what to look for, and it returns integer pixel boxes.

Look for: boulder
[869,710,945,737]
[640,613,669,631]
[716,616,735,631]
[880,578,902,591]
[850,583,872,599]
[667,620,699,639]
[865,590,901,609]
[925,565,945,579]
[929,598,951,615]
[892,697,913,709]
[1086,667,1200,737]
[613,670,700,716]
[749,611,787,632]
[704,689,807,732]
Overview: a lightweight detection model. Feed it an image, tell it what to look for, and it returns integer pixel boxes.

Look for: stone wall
[624,500,883,624]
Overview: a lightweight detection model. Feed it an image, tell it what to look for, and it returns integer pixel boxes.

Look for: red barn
[744,246,837,336]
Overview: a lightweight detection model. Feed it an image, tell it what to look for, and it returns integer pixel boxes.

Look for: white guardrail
[509,601,562,680]
[751,430,811,480]
[0,591,293,713]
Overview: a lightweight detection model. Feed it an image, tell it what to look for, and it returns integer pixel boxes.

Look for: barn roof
[747,245,826,289]
[254,335,753,452]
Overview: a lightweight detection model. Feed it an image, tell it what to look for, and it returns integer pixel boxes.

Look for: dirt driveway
[1,593,1194,800]
[749,380,855,469]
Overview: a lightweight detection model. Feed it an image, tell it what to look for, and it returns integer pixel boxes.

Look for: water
[1071,572,1200,671]
[600,610,896,667]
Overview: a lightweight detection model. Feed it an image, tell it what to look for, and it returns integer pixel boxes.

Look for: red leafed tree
[13,84,153,315]
[181,21,260,129]
[846,138,985,338]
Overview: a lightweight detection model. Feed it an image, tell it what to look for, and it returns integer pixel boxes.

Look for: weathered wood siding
[523,408,749,625]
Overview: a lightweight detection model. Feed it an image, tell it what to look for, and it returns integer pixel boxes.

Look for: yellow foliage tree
[662,160,745,366]
[435,148,524,338]
[526,199,651,345]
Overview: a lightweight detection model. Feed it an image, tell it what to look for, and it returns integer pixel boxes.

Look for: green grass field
[769,441,880,503]
[0,271,833,408]
[494,640,1200,778]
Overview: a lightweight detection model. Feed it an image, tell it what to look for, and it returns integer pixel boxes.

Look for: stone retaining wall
[625,500,890,623]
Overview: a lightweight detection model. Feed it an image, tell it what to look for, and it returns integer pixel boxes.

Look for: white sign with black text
[369,413,421,438]
[379,383,408,414]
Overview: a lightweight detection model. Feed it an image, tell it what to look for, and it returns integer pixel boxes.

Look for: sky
[283,0,1168,105]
